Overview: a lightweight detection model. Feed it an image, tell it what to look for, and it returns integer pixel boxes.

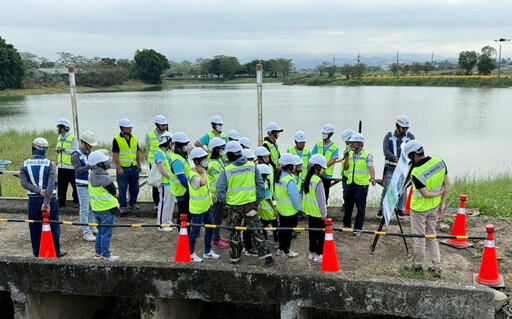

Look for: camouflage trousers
[227,204,272,263]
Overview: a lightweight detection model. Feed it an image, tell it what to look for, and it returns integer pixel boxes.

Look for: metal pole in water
[256,64,263,145]
[68,66,80,141]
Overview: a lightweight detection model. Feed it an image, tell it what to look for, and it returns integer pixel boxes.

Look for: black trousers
[308,216,325,255]
[321,177,332,204]
[57,167,78,205]
[343,184,368,230]
[278,213,298,253]
[261,219,279,243]
[176,192,191,232]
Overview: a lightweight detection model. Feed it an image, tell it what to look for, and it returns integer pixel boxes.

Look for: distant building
[32,68,69,82]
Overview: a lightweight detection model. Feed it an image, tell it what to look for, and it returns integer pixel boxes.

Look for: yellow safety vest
[346,150,370,186]
[225,161,257,206]
[188,171,212,214]
[88,184,118,212]
[411,157,446,212]
[340,144,350,177]
[169,153,191,197]
[303,175,324,218]
[314,141,338,177]
[287,146,309,179]
[207,158,225,195]
[147,130,161,164]
[206,131,228,151]
[155,149,171,185]
[258,181,276,221]
[263,140,280,167]
[115,134,138,167]
[57,133,75,166]
[275,173,297,216]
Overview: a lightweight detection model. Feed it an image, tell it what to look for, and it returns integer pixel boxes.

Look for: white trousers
[157,185,175,225]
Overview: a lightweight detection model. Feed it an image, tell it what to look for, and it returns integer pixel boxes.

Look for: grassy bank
[286,76,512,88]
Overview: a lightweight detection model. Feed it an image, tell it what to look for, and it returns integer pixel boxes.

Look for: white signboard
[383,144,410,225]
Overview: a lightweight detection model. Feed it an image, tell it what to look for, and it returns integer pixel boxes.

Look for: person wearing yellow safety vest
[342,133,376,235]
[256,164,279,249]
[241,148,259,255]
[227,130,240,142]
[404,140,449,275]
[303,154,328,263]
[338,129,355,213]
[112,118,141,216]
[239,137,251,149]
[254,146,275,198]
[274,153,303,259]
[216,141,274,266]
[208,137,229,249]
[262,122,283,170]
[169,132,192,228]
[291,154,306,221]
[311,124,339,204]
[155,132,175,232]
[146,115,169,210]
[55,118,79,209]
[194,115,228,151]
[187,147,221,263]
[88,150,120,262]
[287,131,310,181]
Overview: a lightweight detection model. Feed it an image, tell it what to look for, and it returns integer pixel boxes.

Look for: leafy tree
[339,64,352,79]
[411,62,423,75]
[325,65,337,78]
[133,49,170,84]
[350,63,366,79]
[389,63,399,77]
[20,52,40,69]
[270,58,293,78]
[195,58,212,76]
[208,55,240,79]
[243,59,264,77]
[458,50,478,75]
[316,62,330,76]
[0,36,25,89]
[477,46,496,75]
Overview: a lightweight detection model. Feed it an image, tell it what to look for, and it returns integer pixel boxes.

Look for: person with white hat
[194,115,228,151]
[262,122,284,168]
[239,137,251,149]
[112,118,141,216]
[254,146,274,197]
[55,118,79,209]
[342,133,376,235]
[227,130,240,142]
[311,124,339,204]
[71,130,99,241]
[169,132,192,227]
[287,131,310,181]
[256,163,279,249]
[154,133,175,232]
[338,129,355,213]
[146,115,169,210]
[378,115,416,218]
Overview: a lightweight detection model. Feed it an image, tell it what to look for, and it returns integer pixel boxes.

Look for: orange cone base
[473,273,505,288]
[39,225,57,258]
[441,239,473,249]
[321,240,340,273]
[174,228,191,263]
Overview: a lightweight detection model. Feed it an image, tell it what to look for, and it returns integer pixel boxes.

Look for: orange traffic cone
[174,214,191,263]
[442,195,473,249]
[403,188,412,215]
[39,210,56,258]
[473,224,505,288]
[321,218,340,273]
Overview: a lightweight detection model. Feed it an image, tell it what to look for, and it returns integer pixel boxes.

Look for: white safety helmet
[154,115,168,125]
[242,149,255,159]
[293,154,303,165]
[239,137,251,148]
[257,164,272,175]
[88,150,109,167]
[118,118,133,128]
[404,140,424,157]
[189,147,209,161]
[396,115,410,128]
[279,153,297,166]
[80,130,98,146]
[309,154,328,169]
[341,129,355,142]
[266,122,283,134]
[254,146,270,157]
[32,137,49,150]
[348,133,365,143]
[210,116,223,125]
[171,132,189,144]
[209,137,226,150]
[159,132,173,146]
[227,130,239,140]
[294,131,307,142]
[96,149,110,156]
[321,124,335,134]
[56,118,71,130]
[225,141,243,153]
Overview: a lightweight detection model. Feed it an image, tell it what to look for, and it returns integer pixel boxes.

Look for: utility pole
[357,53,360,64]
[68,66,79,141]
[396,52,399,78]
[256,64,263,145]
[333,57,335,66]
[494,38,511,79]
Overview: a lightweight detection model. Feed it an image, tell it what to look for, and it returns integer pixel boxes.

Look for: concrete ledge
[0,257,495,318]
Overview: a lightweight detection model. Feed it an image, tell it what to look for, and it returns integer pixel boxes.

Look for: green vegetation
[0,36,25,90]
[134,49,170,84]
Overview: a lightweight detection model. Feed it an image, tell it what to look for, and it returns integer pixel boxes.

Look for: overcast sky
[1,0,511,62]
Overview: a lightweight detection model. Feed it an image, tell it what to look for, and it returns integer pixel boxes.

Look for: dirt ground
[0,203,511,293]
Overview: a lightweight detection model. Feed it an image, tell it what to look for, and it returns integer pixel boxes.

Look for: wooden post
[256,64,263,145]
[68,67,80,141]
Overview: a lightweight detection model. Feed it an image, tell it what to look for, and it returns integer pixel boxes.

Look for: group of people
[20,114,449,274]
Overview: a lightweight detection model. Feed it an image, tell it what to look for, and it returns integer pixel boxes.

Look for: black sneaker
[264,256,274,267]
[244,249,258,257]
[403,265,423,274]
[340,204,345,212]
[57,250,68,258]
[73,202,79,209]
[377,209,383,218]
[396,210,406,219]
[298,211,305,219]
[427,266,442,278]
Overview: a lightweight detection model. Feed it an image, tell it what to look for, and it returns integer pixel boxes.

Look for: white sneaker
[313,254,323,263]
[308,252,316,261]
[83,232,95,242]
[190,252,203,263]
[103,255,119,261]
[286,250,298,258]
[273,242,279,249]
[154,205,158,210]
[158,227,173,232]
[93,254,102,260]
[90,227,98,234]
[276,249,287,259]
[203,250,220,259]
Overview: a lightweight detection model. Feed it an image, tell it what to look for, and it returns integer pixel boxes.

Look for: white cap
[341,129,355,142]
[118,118,133,128]
[239,137,251,148]
[322,124,335,134]
[348,133,364,143]
[210,116,223,124]
[159,132,173,145]
[172,132,189,144]
[292,154,303,165]
[266,122,283,134]
[227,130,239,140]
[209,137,226,149]
[257,164,272,175]
[96,149,110,156]
[225,141,243,153]
[189,147,209,160]
[242,149,255,159]
[309,154,327,168]
[32,137,49,150]
[80,130,98,146]
[56,118,71,130]
[404,140,423,157]
[396,115,410,128]
[254,146,270,157]
[88,150,109,166]
[294,131,307,142]
[279,153,297,166]
[154,115,168,125]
